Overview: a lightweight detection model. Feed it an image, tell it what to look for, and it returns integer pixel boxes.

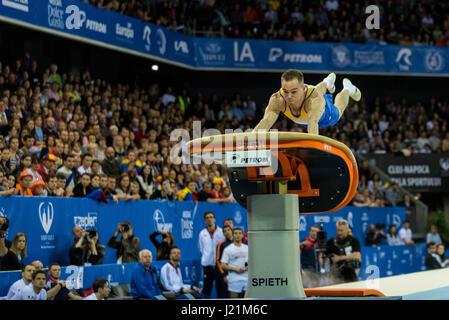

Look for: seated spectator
[105,175,117,197]
[365,224,386,246]
[387,224,404,246]
[77,153,93,175]
[425,242,441,270]
[178,181,198,201]
[150,179,176,200]
[91,160,103,175]
[31,260,43,271]
[130,249,165,300]
[46,263,83,300]
[102,147,121,177]
[45,173,61,197]
[83,279,111,300]
[15,170,33,196]
[426,224,442,245]
[136,164,154,200]
[351,192,369,207]
[385,183,401,206]
[31,179,46,196]
[222,186,236,203]
[398,220,415,246]
[1,232,27,270]
[115,173,130,195]
[160,247,202,299]
[69,229,105,266]
[37,153,57,182]
[72,173,93,198]
[120,150,142,174]
[107,221,140,263]
[436,244,449,268]
[5,264,35,300]
[149,230,175,261]
[210,178,224,199]
[12,270,47,300]
[26,155,43,183]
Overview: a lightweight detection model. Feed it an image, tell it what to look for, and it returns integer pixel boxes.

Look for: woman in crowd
[1,232,27,271]
[387,224,403,246]
[436,244,449,267]
[136,164,154,200]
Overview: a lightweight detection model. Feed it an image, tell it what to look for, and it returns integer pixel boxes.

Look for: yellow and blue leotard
[279,84,340,128]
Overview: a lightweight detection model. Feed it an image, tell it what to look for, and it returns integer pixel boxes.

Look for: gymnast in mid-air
[254,69,361,135]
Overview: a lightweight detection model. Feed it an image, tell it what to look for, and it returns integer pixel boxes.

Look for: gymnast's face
[281,78,305,108]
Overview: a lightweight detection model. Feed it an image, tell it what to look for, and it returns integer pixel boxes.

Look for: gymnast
[254,69,361,135]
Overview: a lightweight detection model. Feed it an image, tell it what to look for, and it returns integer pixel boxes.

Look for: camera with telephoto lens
[0,217,9,232]
[86,229,97,238]
[375,223,386,230]
[121,223,130,233]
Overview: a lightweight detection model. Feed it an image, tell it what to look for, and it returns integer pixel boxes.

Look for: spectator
[12,270,47,300]
[31,260,43,271]
[385,183,401,206]
[101,147,121,177]
[15,170,33,196]
[198,211,225,298]
[425,242,441,270]
[426,224,442,245]
[387,224,403,246]
[46,263,83,300]
[149,230,175,261]
[69,228,105,266]
[107,221,140,263]
[436,244,449,267]
[300,225,321,288]
[220,228,248,298]
[216,224,233,298]
[365,224,387,246]
[130,249,165,300]
[398,220,415,246]
[160,247,202,298]
[1,232,27,271]
[178,180,197,201]
[136,164,154,199]
[72,173,93,198]
[31,179,46,196]
[26,155,43,183]
[5,264,35,300]
[37,153,57,182]
[83,279,111,300]
[77,153,93,175]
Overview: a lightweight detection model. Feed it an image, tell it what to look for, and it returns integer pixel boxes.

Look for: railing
[356,153,429,239]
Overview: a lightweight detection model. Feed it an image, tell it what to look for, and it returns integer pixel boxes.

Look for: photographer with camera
[149,230,175,261]
[0,217,11,261]
[325,219,362,284]
[365,223,387,246]
[69,228,105,266]
[107,221,140,263]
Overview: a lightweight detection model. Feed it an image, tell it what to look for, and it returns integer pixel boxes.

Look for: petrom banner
[1,0,449,75]
[365,153,449,192]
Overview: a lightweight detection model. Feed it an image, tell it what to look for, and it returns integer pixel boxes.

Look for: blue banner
[0,196,247,266]
[1,0,449,75]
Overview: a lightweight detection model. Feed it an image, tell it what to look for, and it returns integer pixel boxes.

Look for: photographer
[325,219,361,284]
[149,230,175,261]
[107,221,140,263]
[365,224,387,246]
[69,228,105,266]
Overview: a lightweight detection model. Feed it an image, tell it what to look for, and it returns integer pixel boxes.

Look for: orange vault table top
[186,132,359,214]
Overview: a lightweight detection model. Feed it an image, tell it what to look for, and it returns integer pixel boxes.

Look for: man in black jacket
[101,147,121,177]
[425,242,442,270]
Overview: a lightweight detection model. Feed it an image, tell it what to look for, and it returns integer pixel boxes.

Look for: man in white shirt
[14,270,48,300]
[198,211,224,298]
[399,220,415,246]
[221,228,248,298]
[84,279,111,300]
[6,264,35,299]
[160,247,201,298]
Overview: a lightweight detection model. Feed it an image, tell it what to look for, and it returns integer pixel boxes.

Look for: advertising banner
[1,0,449,75]
[365,153,449,192]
